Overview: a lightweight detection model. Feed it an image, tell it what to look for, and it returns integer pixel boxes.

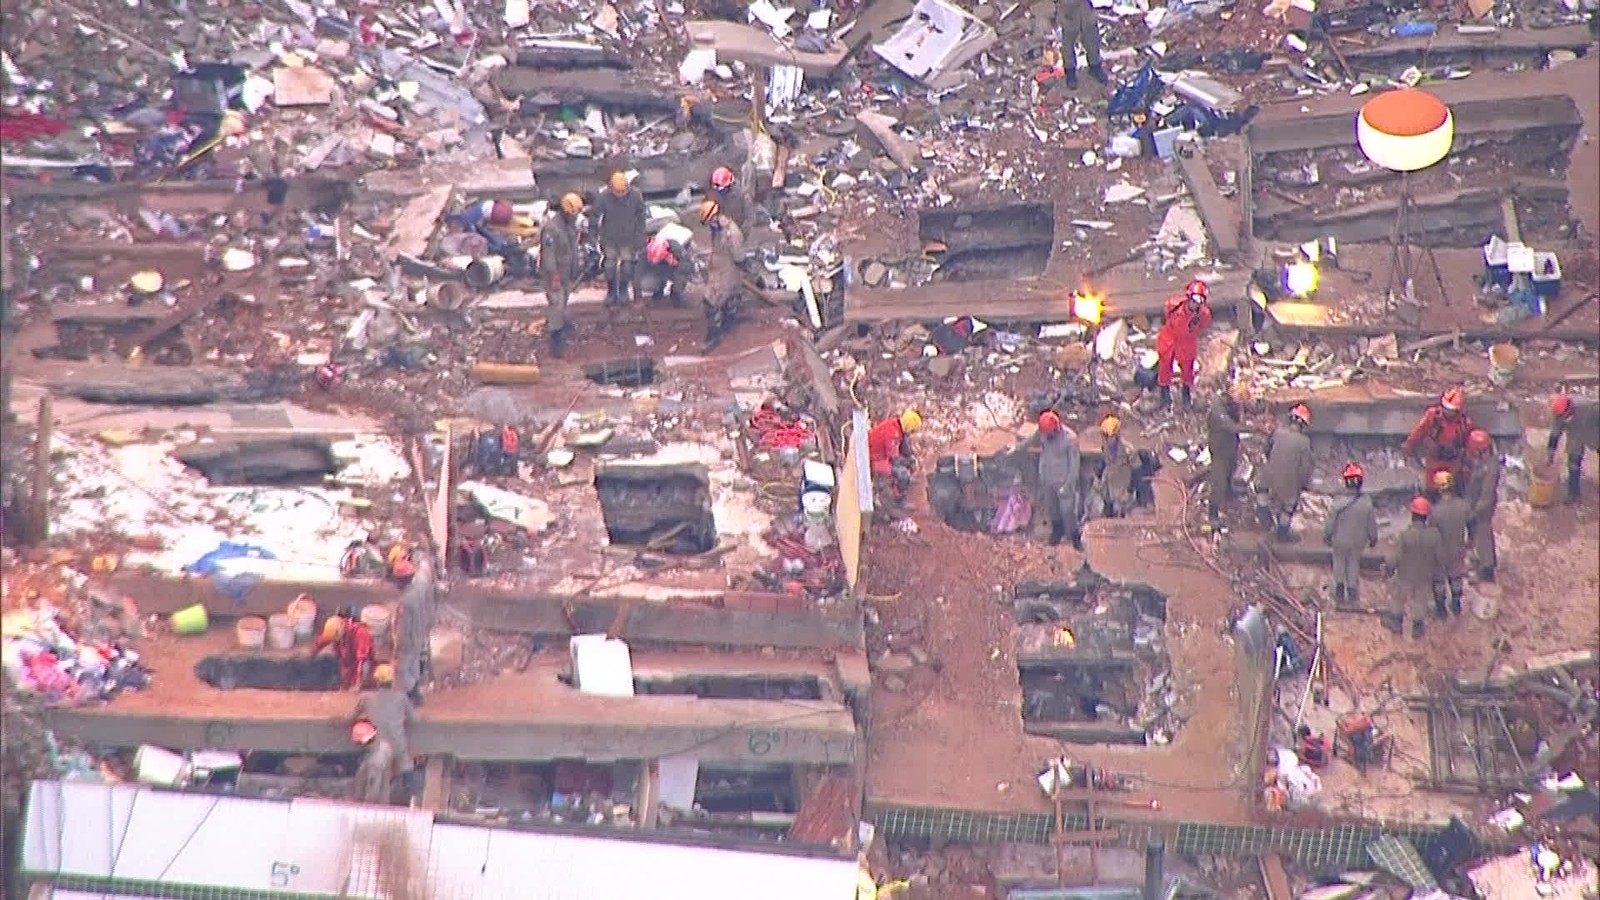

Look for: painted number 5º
[271,862,301,887]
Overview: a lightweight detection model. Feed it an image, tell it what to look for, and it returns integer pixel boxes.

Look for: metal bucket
[464,256,507,288]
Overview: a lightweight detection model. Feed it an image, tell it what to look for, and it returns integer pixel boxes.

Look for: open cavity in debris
[1013,574,1179,746]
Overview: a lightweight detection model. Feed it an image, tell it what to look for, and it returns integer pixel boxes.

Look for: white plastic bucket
[266,613,296,650]
[135,745,190,787]
[287,595,318,642]
[235,616,267,650]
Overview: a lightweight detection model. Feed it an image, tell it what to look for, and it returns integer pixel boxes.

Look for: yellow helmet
[560,192,585,216]
[1100,415,1121,437]
[1431,469,1454,491]
[608,171,629,194]
[372,664,395,686]
[698,199,721,224]
[1229,383,1250,403]
[899,409,922,434]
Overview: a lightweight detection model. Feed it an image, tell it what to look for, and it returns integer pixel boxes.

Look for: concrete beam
[1340,24,1594,65]
[1298,397,1522,442]
[46,703,859,765]
[1264,303,1600,347]
[1175,147,1241,261]
[1224,534,1385,571]
[1248,94,1581,156]
[105,575,864,650]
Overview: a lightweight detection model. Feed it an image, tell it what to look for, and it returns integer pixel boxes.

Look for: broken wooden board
[854,110,919,172]
[684,20,849,77]
[1175,146,1241,260]
[469,361,542,384]
[381,185,453,261]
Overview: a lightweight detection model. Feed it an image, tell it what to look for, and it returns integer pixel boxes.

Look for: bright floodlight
[1285,261,1319,297]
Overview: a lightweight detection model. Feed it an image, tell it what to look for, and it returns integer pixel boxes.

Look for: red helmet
[1553,393,1574,418]
[1038,410,1062,434]
[1289,403,1311,426]
[710,166,735,190]
[1409,496,1432,517]
[391,558,416,580]
[645,236,672,265]
[1467,429,1492,453]
[1441,388,1466,412]
[1342,462,1365,481]
[1185,279,1209,302]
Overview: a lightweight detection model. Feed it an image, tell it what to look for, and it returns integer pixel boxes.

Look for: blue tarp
[184,542,275,606]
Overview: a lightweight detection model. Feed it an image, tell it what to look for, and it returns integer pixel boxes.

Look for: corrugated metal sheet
[25,780,859,900]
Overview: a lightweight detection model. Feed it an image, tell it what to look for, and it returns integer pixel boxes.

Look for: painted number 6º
[271,862,301,887]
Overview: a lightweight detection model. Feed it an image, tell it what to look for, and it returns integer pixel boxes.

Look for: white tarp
[24,780,860,899]
[872,0,996,87]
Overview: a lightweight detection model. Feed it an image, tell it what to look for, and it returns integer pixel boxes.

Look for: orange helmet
[1289,403,1311,426]
[1039,410,1062,434]
[1185,279,1209,302]
[1342,462,1365,481]
[1409,496,1432,517]
[1431,470,1454,491]
[1441,388,1465,412]
[352,719,378,744]
[1553,393,1574,418]
[391,557,416,580]
[1467,429,1492,453]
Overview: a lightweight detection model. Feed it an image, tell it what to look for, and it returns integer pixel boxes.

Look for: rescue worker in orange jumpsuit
[313,607,374,690]
[1402,388,1476,487]
[1156,279,1213,409]
[868,409,922,515]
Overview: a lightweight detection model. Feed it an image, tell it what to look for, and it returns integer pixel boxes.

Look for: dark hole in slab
[1014,572,1177,745]
[633,674,823,701]
[932,242,1053,283]
[694,764,797,814]
[175,437,341,486]
[918,202,1056,283]
[195,652,342,691]
[594,462,717,553]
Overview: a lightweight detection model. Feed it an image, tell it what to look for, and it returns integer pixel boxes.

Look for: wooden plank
[382,184,453,261]
[468,361,542,384]
[855,110,919,173]
[1175,147,1240,260]
[1260,852,1292,900]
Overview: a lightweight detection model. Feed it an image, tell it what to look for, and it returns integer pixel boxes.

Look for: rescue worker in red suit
[313,607,375,690]
[868,409,921,516]
[1402,388,1476,487]
[1156,279,1213,408]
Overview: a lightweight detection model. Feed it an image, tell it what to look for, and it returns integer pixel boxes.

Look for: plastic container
[1482,235,1512,287]
[801,460,836,496]
[1531,251,1562,300]
[1487,343,1520,387]
[360,604,392,639]
[1529,465,1559,508]
[170,603,210,636]
[135,745,190,787]
[266,613,296,650]
[235,616,267,650]
[287,595,318,642]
